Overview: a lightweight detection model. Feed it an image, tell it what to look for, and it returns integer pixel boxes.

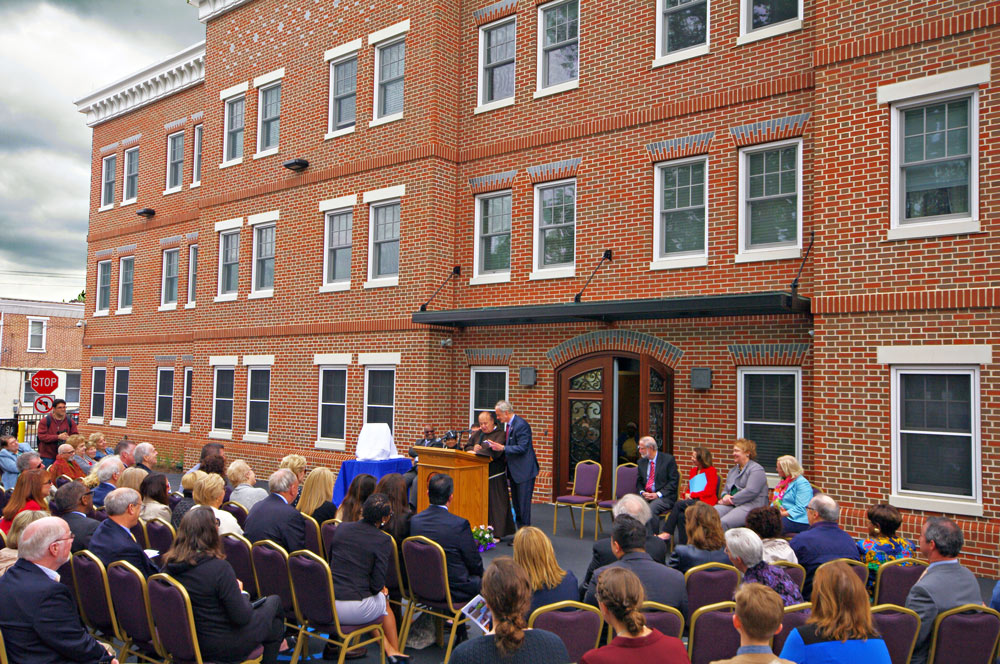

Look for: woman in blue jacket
[0,437,19,490]
[773,455,813,534]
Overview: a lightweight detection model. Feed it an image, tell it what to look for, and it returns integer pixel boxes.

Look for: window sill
[26,348,45,353]
[652,44,710,68]
[364,276,399,289]
[98,204,114,212]
[474,97,515,114]
[163,186,182,196]
[87,417,104,425]
[109,419,127,428]
[889,493,983,518]
[152,423,172,432]
[649,255,708,271]
[208,430,232,440]
[369,112,404,128]
[529,266,575,281]
[115,308,132,315]
[184,302,196,309]
[214,293,239,303]
[325,126,356,140]
[219,158,243,169]
[533,79,579,99]
[736,19,802,45]
[469,272,511,285]
[158,303,178,312]
[734,246,801,264]
[248,290,273,300]
[885,218,980,241]
[190,181,201,189]
[315,438,347,451]
[121,199,136,207]
[243,433,269,443]
[319,281,351,293]
[252,147,279,160]
[93,310,109,317]
[178,424,191,433]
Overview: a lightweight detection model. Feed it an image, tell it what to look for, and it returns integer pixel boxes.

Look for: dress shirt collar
[433,504,449,511]
[71,511,87,517]
[737,645,774,654]
[275,493,289,505]
[928,559,959,569]
[116,521,134,537]
[32,561,61,582]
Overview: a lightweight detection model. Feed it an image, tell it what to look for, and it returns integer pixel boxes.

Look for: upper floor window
[474,192,512,279]
[375,39,406,120]
[187,245,198,306]
[65,372,81,404]
[218,230,240,296]
[653,157,708,267]
[257,83,281,153]
[224,96,245,162]
[737,139,802,263]
[118,256,134,312]
[325,210,353,286]
[192,124,203,185]
[533,179,576,276]
[537,0,579,94]
[123,148,139,203]
[331,57,358,131]
[252,224,275,295]
[658,0,708,62]
[100,154,116,208]
[166,131,184,192]
[370,201,400,280]
[479,19,516,107]
[161,249,179,308]
[27,318,46,352]
[739,0,802,43]
[95,260,112,315]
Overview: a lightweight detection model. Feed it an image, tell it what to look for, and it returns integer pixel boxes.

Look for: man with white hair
[133,442,157,473]
[92,455,124,507]
[243,468,306,552]
[0,517,117,663]
[635,436,679,522]
[87,488,158,578]
[580,493,668,595]
[789,493,860,599]
[725,528,803,606]
[493,400,539,529]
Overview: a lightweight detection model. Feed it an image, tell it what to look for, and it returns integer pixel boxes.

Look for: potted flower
[472,524,498,552]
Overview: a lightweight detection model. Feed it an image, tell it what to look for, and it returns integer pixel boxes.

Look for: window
[123,148,139,203]
[479,19,516,106]
[737,139,802,262]
[325,210,353,285]
[318,366,348,442]
[90,367,106,421]
[182,367,193,427]
[224,96,245,162]
[375,39,405,120]
[252,224,275,294]
[112,367,129,424]
[100,154,116,208]
[533,179,576,274]
[65,372,81,404]
[746,0,798,32]
[95,260,111,314]
[537,0,579,93]
[657,0,708,64]
[370,202,400,279]
[330,57,357,131]
[212,367,235,433]
[118,256,134,312]
[653,157,708,266]
[22,372,38,406]
[187,245,198,305]
[161,249,179,307]
[737,367,801,474]
[470,368,508,425]
[365,367,395,431]
[218,231,240,295]
[27,318,46,352]
[257,83,281,152]
[166,131,184,191]
[192,124,203,185]
[246,367,270,438]
[474,192,512,278]
[155,367,174,426]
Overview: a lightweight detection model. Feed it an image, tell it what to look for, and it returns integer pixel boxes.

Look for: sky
[0,0,205,303]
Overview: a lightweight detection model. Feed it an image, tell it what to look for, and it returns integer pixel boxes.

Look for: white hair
[639,436,657,450]
[58,443,75,455]
[613,493,652,525]
[725,528,764,567]
[808,493,839,522]
[17,517,68,562]
[104,488,140,516]
[269,468,297,494]
[133,442,155,466]
[494,400,512,414]
[95,455,124,483]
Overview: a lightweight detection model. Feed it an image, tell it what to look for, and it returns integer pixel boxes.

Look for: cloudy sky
[0,0,204,302]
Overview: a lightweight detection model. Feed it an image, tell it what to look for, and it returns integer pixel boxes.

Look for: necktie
[505,423,509,443]
[645,458,655,492]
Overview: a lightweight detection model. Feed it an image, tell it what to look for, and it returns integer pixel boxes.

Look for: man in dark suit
[0,516,116,663]
[87,487,158,578]
[133,442,157,473]
[494,400,539,528]
[584,515,686,615]
[580,493,667,595]
[243,468,306,553]
[91,455,124,508]
[906,516,984,664]
[409,473,484,602]
[789,494,860,599]
[635,436,679,523]
[51,481,98,553]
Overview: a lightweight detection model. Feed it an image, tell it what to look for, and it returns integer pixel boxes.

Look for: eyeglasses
[54,534,75,544]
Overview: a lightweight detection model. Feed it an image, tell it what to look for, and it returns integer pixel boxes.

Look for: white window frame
[221,93,246,168]
[651,156,709,270]
[165,130,184,194]
[26,316,47,352]
[117,256,134,314]
[64,371,81,406]
[186,244,198,308]
[327,54,359,139]
[316,364,349,451]
[122,147,139,205]
[322,207,354,291]
[530,177,577,280]
[476,17,517,113]
[192,124,203,187]
[254,80,282,158]
[363,365,396,431]
[154,366,174,430]
[535,0,580,98]
[160,248,179,310]
[22,371,38,408]
[110,367,129,427]
[244,365,271,443]
[250,222,275,298]
[216,226,241,302]
[469,367,509,426]
[89,367,106,424]
[366,199,401,288]
[95,260,112,316]
[210,365,235,440]
[368,21,409,127]
[736,0,803,45]
[99,154,116,210]
[654,0,710,67]
[180,366,193,432]
[890,365,982,516]
[736,366,802,476]
[735,137,803,264]
[471,190,513,284]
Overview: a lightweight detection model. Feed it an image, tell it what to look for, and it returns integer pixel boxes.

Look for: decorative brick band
[164,117,187,131]
[155,355,176,365]
[473,0,518,26]
[186,232,199,242]
[88,209,200,243]
[158,235,184,247]
[729,113,810,147]
[99,141,119,154]
[181,354,194,363]
[469,170,518,194]
[526,158,581,184]
[465,348,513,366]
[727,343,810,366]
[546,331,684,368]
[646,132,714,162]
[116,243,136,255]
[813,287,1000,315]
[121,133,142,147]
[112,356,131,364]
[95,249,113,259]
[190,111,204,121]
[90,356,108,364]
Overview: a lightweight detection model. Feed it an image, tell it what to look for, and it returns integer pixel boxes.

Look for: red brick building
[74,0,999,570]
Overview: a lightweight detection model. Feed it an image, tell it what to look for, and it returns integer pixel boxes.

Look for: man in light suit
[494,400,539,529]
[87,487,159,578]
[906,516,983,664]
[243,468,306,553]
[635,436,679,524]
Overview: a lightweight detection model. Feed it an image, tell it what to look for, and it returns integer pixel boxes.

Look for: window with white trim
[654,157,707,262]
[325,210,352,285]
[100,154,116,208]
[123,148,139,203]
[252,224,275,294]
[330,56,358,131]
[161,249,179,306]
[537,0,578,91]
[212,367,234,433]
[90,367,106,420]
[166,131,184,191]
[118,256,134,311]
[187,245,198,304]
[27,318,46,352]
[479,18,516,105]
[22,372,38,406]
[533,179,576,272]
[474,192,512,277]
[364,367,395,431]
[370,201,400,279]
[744,0,800,34]
[737,367,801,474]
[246,367,270,436]
[192,124,203,184]
[318,366,347,442]
[112,367,129,423]
[65,372,81,404]
[219,231,240,295]
[659,0,708,57]
[737,138,802,260]
[470,367,508,426]
[375,39,405,119]
[96,260,112,314]
[156,367,174,425]
[183,367,193,427]
[224,96,245,162]
[257,83,281,152]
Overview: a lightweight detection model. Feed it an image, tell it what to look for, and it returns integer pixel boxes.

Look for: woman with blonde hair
[0,469,51,534]
[512,526,578,615]
[297,467,338,524]
[70,434,96,472]
[779,562,891,662]
[773,455,813,534]
[227,459,267,510]
[669,500,729,573]
[0,510,48,575]
[715,438,769,530]
[88,431,110,459]
[279,454,307,507]
[118,466,148,492]
[193,473,243,537]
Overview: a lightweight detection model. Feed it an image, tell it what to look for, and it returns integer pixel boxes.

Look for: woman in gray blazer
[715,439,769,530]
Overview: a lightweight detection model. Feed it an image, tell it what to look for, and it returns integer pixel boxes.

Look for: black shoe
[323,643,368,660]
[280,635,296,653]
[388,656,412,663]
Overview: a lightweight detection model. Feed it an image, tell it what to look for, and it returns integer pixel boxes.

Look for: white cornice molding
[73,41,206,127]
[189,0,254,23]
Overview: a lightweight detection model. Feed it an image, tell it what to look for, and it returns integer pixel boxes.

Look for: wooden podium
[413,447,491,528]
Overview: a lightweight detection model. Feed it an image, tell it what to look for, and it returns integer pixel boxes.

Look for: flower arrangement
[472,524,499,552]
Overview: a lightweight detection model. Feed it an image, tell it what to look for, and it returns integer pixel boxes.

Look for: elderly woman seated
[715,438,769,530]
[227,460,268,511]
[725,527,803,607]
[193,474,243,537]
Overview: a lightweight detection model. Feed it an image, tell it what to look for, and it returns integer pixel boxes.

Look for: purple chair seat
[71,551,119,638]
[685,564,740,619]
[553,460,602,539]
[220,501,248,529]
[597,499,616,509]
[321,519,339,560]
[928,606,1000,664]
[772,604,810,654]
[251,541,296,623]
[555,495,593,504]
[145,518,175,556]
[689,603,739,664]
[641,602,684,638]
[223,534,257,599]
[872,606,920,664]
[108,561,165,662]
[874,559,926,606]
[529,604,602,663]
[148,574,201,664]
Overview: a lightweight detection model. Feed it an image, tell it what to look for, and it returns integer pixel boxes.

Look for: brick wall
[3,313,82,371]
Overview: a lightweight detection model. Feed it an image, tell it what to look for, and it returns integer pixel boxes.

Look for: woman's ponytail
[596,567,647,637]
[481,558,532,656]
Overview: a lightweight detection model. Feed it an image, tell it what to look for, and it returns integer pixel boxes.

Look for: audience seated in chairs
[243,468,306,553]
[91,455,123,507]
[715,439,769,531]
[117,466,148,493]
[188,441,225,473]
[585,515,686,616]
[451,557,570,664]
[745,506,798,564]
[132,442,157,473]
[0,434,21,488]
[669,501,731,574]
[171,469,204,529]
[279,454,307,508]
[513,526,579,616]
[49,443,85,480]
[87,487,158,578]
[138,472,172,524]
[227,459,268,511]
[771,456,813,535]
[297,466,338,524]
[661,446,719,545]
[161,507,286,664]
[725,528,803,607]
[789,494,860,600]
[0,468,50,534]
[335,473,377,522]
[580,566,689,663]
[200,454,232,502]
[711,583,793,664]
[376,472,412,550]
[779,561,890,662]
[0,510,47,576]
[583,493,667,596]
[327,493,409,662]
[856,504,915,598]
[50,481,98,552]
[0,517,119,663]
[193,473,243,537]
[70,434,96,473]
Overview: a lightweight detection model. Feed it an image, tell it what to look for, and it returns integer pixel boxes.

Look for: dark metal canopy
[412,291,810,328]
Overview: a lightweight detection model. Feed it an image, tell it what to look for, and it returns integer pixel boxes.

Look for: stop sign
[31,370,59,395]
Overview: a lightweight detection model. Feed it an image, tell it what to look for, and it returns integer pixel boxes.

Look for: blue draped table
[332,457,413,506]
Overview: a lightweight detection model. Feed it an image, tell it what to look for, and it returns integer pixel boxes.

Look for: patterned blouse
[857,535,916,596]
[742,561,804,607]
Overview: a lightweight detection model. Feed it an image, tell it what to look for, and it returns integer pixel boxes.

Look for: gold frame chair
[641,600,684,638]
[871,603,921,664]
[817,557,869,586]
[528,600,604,656]
[69,550,126,652]
[926,604,1000,664]
[300,513,323,556]
[596,462,637,534]
[873,557,927,605]
[552,459,603,539]
[107,560,169,664]
[771,559,806,590]
[249,539,300,633]
[687,600,738,663]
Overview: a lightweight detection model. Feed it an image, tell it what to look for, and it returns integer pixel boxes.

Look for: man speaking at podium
[493,400,539,529]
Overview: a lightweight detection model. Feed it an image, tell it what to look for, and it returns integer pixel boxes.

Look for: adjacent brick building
[74,0,1000,570]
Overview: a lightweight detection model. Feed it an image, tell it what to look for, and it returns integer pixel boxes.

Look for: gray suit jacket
[584,551,686,616]
[905,560,983,664]
[723,460,769,508]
